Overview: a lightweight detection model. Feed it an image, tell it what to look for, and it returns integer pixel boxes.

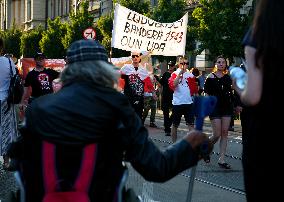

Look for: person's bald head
[131,51,142,64]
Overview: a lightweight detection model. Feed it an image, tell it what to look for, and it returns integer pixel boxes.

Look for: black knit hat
[66,39,108,64]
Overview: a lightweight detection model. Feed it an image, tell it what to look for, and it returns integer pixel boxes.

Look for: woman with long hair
[204,55,234,169]
[233,0,284,200]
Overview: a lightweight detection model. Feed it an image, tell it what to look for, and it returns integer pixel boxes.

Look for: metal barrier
[126,164,191,202]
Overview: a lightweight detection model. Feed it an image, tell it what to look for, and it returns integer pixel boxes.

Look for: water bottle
[229,66,247,90]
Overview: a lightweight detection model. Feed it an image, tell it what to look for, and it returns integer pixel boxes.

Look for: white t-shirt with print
[172,68,194,105]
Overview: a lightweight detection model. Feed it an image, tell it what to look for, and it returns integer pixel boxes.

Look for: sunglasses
[180,62,189,65]
[132,55,140,58]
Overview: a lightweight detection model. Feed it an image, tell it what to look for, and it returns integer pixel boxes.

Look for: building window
[64,0,69,15]
[51,0,55,19]
[61,0,63,16]
[58,0,61,16]
[27,0,31,21]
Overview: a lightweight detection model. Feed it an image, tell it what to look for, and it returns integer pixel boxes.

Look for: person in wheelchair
[9,40,213,202]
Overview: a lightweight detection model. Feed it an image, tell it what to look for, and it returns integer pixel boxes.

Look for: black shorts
[172,104,194,127]
[209,104,233,120]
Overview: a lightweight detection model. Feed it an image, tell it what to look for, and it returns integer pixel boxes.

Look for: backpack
[7,58,24,105]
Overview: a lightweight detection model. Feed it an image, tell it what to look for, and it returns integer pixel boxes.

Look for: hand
[235,106,243,114]
[179,69,184,75]
[19,104,27,111]
[183,130,214,160]
[231,78,242,96]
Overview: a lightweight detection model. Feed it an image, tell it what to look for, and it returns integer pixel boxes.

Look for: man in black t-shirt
[154,61,176,136]
[20,52,59,106]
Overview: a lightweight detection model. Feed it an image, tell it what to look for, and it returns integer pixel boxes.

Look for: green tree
[2,22,22,58]
[20,25,44,58]
[151,0,186,23]
[96,0,150,58]
[149,0,189,62]
[115,0,150,15]
[62,0,94,49]
[96,13,113,51]
[192,0,250,63]
[40,17,67,58]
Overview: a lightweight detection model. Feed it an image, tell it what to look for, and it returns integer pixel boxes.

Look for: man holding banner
[120,51,155,120]
[113,3,189,122]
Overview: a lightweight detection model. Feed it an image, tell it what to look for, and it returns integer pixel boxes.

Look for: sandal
[218,162,231,169]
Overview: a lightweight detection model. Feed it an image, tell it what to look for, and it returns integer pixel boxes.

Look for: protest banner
[112,3,188,56]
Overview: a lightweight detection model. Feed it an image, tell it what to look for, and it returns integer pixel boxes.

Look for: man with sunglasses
[168,56,197,142]
[120,51,155,119]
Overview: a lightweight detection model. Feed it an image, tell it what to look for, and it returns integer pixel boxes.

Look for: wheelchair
[7,137,140,202]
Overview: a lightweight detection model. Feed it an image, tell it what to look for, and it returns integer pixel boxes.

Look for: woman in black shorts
[204,55,234,169]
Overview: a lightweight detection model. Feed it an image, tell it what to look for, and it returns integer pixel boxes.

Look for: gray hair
[60,60,119,88]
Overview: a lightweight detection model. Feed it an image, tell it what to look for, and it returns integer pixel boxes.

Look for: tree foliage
[62,0,94,49]
[40,17,67,58]
[96,13,113,50]
[1,22,22,58]
[149,0,189,62]
[114,0,150,15]
[151,0,186,23]
[20,26,44,58]
[192,0,250,63]
[96,0,151,58]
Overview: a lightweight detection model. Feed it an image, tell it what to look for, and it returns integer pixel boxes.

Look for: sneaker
[165,132,171,136]
[228,127,234,131]
[149,122,157,128]
[218,162,231,169]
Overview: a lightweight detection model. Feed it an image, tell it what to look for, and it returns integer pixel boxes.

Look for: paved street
[127,110,246,202]
[0,158,18,202]
[0,110,246,202]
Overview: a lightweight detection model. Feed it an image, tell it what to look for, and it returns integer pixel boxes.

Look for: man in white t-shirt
[168,56,197,142]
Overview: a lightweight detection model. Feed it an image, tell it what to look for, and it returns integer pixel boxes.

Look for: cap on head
[34,52,46,59]
[168,61,175,66]
[67,39,108,64]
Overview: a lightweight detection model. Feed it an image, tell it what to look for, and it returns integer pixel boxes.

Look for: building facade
[0,0,254,70]
[0,0,112,31]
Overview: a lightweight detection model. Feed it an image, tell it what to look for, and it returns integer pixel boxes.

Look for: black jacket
[17,81,199,201]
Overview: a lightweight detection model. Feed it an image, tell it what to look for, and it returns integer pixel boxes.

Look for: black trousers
[130,97,144,120]
[162,101,172,133]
